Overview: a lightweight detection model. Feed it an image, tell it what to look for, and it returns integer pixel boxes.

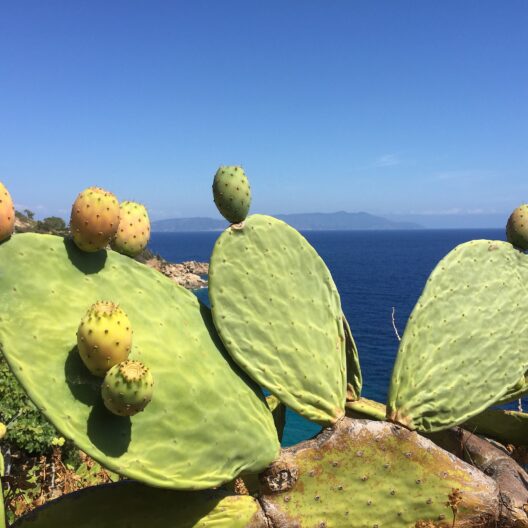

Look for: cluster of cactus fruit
[0,172,528,527]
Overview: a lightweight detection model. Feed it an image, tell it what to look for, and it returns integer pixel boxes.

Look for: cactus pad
[388,240,528,432]
[111,200,151,257]
[209,214,346,425]
[260,418,498,527]
[12,482,266,528]
[212,166,251,224]
[463,409,528,447]
[0,233,279,489]
[102,360,154,416]
[343,313,362,401]
[0,181,15,243]
[506,204,528,250]
[77,301,132,377]
[69,187,120,252]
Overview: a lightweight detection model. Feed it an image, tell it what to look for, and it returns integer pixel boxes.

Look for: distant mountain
[152,211,422,232]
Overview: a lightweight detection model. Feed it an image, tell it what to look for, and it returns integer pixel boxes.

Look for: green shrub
[0,352,58,454]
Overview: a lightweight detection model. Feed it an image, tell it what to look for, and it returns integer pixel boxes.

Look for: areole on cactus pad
[387,239,528,432]
[11,481,266,528]
[0,233,279,490]
[209,214,347,425]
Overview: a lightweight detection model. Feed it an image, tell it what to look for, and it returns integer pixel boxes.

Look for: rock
[145,257,208,290]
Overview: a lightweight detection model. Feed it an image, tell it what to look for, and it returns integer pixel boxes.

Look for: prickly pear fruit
[77,301,132,377]
[507,204,528,250]
[0,182,15,242]
[111,200,151,257]
[212,166,251,224]
[0,422,6,440]
[102,360,154,416]
[70,186,120,252]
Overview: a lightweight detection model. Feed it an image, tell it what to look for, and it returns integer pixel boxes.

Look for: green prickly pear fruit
[70,186,120,252]
[111,200,151,257]
[77,301,132,377]
[212,166,251,224]
[507,204,528,250]
[0,182,15,243]
[101,360,154,416]
[0,422,6,440]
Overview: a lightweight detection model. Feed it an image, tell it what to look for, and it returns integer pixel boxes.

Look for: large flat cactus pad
[0,234,279,489]
[209,215,346,425]
[388,240,528,432]
[260,418,499,527]
[12,482,266,527]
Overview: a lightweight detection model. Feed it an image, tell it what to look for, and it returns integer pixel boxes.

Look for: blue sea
[149,228,519,446]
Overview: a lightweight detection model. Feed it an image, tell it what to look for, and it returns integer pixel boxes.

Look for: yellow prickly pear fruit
[102,360,154,416]
[70,187,120,252]
[77,301,132,377]
[0,181,15,242]
[111,201,151,257]
[0,422,6,440]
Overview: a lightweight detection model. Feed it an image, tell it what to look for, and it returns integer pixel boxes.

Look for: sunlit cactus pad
[388,240,528,432]
[12,482,267,528]
[259,418,498,527]
[0,233,279,489]
[209,214,346,425]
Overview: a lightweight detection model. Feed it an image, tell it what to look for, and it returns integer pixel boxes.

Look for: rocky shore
[144,257,208,289]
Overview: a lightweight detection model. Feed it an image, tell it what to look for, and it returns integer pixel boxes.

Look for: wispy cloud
[353,153,406,171]
[372,154,402,168]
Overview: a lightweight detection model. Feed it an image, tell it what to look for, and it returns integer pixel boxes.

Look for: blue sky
[1,1,527,226]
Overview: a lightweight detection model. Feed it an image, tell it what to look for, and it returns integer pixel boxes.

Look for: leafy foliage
[0,352,58,454]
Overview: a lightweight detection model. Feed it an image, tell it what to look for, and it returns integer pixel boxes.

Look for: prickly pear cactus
[266,395,286,443]
[0,422,6,440]
[209,214,346,425]
[0,181,15,243]
[343,313,362,401]
[70,187,120,252]
[12,482,267,528]
[102,360,154,416]
[77,301,132,377]
[388,240,528,432]
[212,166,251,224]
[463,409,528,447]
[506,204,528,250]
[259,418,499,527]
[111,200,151,257]
[0,233,279,489]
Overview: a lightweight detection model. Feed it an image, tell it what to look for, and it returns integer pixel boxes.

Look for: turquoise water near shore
[150,228,522,446]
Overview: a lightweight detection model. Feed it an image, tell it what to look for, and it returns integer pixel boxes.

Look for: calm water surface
[150,228,514,445]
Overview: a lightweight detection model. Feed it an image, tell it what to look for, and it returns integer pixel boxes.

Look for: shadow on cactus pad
[0,233,279,490]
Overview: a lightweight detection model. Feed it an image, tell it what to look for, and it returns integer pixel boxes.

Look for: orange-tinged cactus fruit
[0,181,15,242]
[70,186,120,252]
[112,200,151,257]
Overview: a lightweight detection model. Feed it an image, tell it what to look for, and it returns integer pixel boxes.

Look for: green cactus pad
[12,482,266,528]
[343,313,362,401]
[495,370,528,405]
[209,214,346,425]
[388,240,528,432]
[463,409,528,447]
[345,396,386,421]
[266,395,286,443]
[260,417,498,527]
[0,233,279,489]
